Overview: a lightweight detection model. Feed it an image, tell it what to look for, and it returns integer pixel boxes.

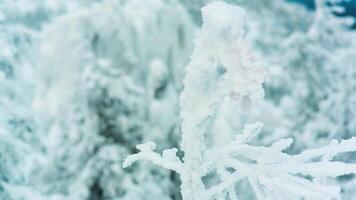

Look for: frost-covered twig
[123,142,183,173]
[123,1,356,200]
[207,123,356,199]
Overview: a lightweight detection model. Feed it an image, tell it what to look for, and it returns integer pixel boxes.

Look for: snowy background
[0,0,356,200]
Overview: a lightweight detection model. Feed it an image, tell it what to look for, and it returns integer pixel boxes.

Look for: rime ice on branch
[123,1,356,200]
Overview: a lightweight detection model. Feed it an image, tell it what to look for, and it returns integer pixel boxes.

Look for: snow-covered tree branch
[124,1,356,199]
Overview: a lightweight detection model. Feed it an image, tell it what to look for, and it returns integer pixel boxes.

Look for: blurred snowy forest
[0,0,355,200]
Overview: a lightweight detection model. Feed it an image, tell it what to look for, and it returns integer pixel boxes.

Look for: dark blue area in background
[289,0,316,9]
[289,0,356,28]
[290,0,356,17]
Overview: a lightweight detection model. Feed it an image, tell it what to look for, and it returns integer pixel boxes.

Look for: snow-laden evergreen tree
[1,0,195,199]
[276,0,356,150]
